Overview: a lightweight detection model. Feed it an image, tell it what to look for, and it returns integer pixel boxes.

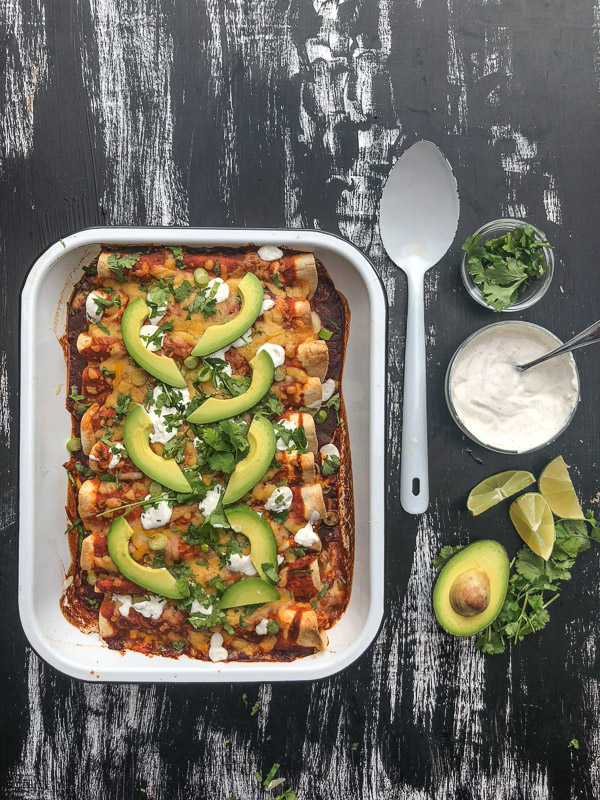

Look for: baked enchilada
[61,245,352,662]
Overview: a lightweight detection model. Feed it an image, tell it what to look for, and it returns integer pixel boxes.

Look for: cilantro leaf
[106,252,141,282]
[173,280,194,304]
[463,226,551,312]
[433,544,464,570]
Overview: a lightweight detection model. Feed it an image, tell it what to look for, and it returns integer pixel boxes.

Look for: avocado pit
[449,568,490,617]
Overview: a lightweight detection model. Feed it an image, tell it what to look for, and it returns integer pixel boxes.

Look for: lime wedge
[467,470,536,516]
[509,492,555,560]
[539,456,584,520]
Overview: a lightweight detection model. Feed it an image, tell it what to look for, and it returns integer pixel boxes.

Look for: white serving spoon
[379,141,460,515]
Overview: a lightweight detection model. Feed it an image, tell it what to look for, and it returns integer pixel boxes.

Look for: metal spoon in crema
[515,318,600,371]
[379,141,460,515]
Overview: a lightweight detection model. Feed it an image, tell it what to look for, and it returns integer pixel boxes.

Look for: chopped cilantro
[316,582,329,601]
[463,224,552,312]
[266,619,280,634]
[261,562,280,584]
[75,462,94,478]
[214,260,221,276]
[173,279,194,304]
[162,434,188,464]
[95,320,111,336]
[322,455,340,476]
[568,738,580,750]
[100,366,115,378]
[270,509,289,525]
[114,394,132,419]
[272,271,283,289]
[324,392,341,423]
[171,247,185,268]
[67,385,91,416]
[106,252,141,282]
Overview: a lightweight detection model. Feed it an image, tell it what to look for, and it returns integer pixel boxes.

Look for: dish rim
[19,225,388,682]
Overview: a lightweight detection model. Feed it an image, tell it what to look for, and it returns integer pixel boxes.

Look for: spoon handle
[400,272,429,514]
[518,318,600,371]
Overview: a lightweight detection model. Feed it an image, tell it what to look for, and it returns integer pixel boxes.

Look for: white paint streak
[543,172,562,225]
[482,27,512,107]
[446,0,468,134]
[490,125,537,218]
[85,0,188,225]
[0,0,47,168]
[401,512,443,727]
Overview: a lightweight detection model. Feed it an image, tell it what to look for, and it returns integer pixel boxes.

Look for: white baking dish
[19,227,386,682]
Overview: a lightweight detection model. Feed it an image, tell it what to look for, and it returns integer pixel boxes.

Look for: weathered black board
[1,0,599,797]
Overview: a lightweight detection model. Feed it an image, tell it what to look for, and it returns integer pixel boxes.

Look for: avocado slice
[225,505,278,581]
[433,540,509,636]
[121,297,187,389]
[187,349,275,425]
[218,576,280,609]
[223,416,276,505]
[107,516,187,599]
[123,403,192,493]
[191,272,263,357]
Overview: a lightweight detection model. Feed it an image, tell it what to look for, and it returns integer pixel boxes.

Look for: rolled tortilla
[297,340,329,381]
[274,451,316,485]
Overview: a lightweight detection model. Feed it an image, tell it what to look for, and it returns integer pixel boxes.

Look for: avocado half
[433,540,509,636]
[107,516,187,599]
[218,576,280,609]
[121,297,187,388]
[123,404,192,493]
[225,505,278,581]
[187,349,275,424]
[191,272,263,357]
[223,416,276,505]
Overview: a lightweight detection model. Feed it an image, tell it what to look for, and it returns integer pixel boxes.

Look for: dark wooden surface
[2,0,600,797]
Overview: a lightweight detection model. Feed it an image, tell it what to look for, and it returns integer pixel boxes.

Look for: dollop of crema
[449,322,579,452]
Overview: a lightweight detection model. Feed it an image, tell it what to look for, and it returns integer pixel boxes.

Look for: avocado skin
[433,539,509,637]
[187,349,275,424]
[223,416,276,505]
[123,404,192,493]
[218,576,280,609]
[121,297,187,388]
[107,516,187,599]
[191,272,263,357]
[225,505,278,581]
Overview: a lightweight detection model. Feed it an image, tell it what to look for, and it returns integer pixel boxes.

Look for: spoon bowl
[379,141,460,514]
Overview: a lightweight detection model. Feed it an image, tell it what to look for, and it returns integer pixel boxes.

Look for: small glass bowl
[461,218,554,312]
[445,321,580,454]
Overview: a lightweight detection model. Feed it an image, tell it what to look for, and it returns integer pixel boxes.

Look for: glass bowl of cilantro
[461,219,554,312]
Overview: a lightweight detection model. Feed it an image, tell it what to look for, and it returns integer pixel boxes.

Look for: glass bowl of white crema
[445,321,580,454]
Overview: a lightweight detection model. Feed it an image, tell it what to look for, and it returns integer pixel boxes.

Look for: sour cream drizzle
[448,322,579,453]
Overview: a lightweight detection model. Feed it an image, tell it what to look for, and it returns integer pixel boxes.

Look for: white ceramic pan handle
[400,270,429,514]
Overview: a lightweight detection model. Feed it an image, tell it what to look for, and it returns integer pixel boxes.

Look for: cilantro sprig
[463,224,551,312]
[106,252,141,282]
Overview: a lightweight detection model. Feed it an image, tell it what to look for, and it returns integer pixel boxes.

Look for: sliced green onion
[131,369,148,386]
[66,437,81,452]
[196,365,211,382]
[318,328,334,341]
[200,543,209,552]
[184,356,199,370]
[274,366,286,382]
[149,533,168,551]
[148,480,163,496]
[314,410,327,425]
[187,370,197,382]
[86,571,97,586]
[193,267,209,287]
[324,510,338,526]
